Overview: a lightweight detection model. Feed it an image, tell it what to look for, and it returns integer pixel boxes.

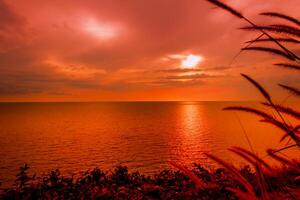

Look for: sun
[181,54,203,69]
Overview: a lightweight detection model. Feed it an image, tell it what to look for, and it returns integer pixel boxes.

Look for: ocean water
[0,101,298,186]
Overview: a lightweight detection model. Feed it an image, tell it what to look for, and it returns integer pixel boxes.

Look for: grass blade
[229,33,265,66]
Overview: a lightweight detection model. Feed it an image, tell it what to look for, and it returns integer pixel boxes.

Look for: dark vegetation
[0,163,299,200]
[1,0,300,199]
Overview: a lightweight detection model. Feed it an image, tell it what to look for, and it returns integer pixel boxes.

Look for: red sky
[0,0,299,102]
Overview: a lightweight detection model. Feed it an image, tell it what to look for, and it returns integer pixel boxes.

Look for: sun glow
[83,18,119,40]
[181,54,203,69]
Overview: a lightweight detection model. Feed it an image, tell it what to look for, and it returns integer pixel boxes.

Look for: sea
[0,101,298,187]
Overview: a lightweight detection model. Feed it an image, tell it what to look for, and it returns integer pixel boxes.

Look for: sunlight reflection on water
[0,101,298,186]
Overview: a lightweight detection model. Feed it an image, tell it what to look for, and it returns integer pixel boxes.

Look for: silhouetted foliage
[0,163,299,199]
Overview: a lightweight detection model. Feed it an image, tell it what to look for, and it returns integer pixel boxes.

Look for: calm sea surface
[0,102,298,186]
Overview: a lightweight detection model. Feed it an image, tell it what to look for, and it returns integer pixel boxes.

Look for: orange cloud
[0,0,299,101]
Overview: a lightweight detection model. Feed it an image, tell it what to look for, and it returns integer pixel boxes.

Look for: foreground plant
[171,1,300,199]
[1,163,300,200]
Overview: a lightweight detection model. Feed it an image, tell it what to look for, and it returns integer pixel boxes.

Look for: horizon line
[0,100,266,103]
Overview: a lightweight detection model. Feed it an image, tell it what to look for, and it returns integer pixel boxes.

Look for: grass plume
[270,24,300,37]
[245,38,300,44]
[241,25,300,38]
[223,106,294,139]
[223,106,273,120]
[259,118,290,133]
[262,102,300,119]
[242,47,296,61]
[274,63,300,70]
[205,0,243,18]
[204,153,255,195]
[229,147,272,172]
[168,161,206,189]
[260,12,300,27]
[203,2,300,199]
[240,74,272,102]
[206,0,300,61]
[267,149,300,171]
[278,84,300,96]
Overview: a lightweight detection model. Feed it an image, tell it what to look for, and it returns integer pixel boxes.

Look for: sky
[0,0,299,102]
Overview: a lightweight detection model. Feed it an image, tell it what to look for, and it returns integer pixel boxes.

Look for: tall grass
[171,1,300,199]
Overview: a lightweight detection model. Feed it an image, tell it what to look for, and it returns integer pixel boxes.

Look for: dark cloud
[0,85,43,95]
[0,64,103,95]
[0,1,27,52]
[0,1,25,31]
